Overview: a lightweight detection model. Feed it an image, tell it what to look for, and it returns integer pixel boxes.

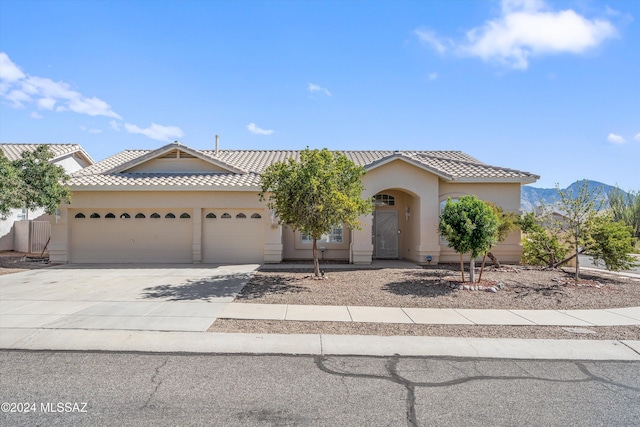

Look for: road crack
[142,356,168,409]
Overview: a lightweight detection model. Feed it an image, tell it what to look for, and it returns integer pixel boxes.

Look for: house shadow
[234,274,308,300]
[381,270,455,298]
[140,272,253,301]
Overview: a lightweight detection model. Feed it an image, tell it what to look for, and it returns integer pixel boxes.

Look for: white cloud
[30,111,43,119]
[308,83,331,97]
[0,52,25,83]
[0,52,184,142]
[67,96,120,118]
[124,122,184,142]
[0,52,120,119]
[417,0,617,70]
[427,72,438,80]
[4,89,30,108]
[37,98,56,110]
[414,29,449,53]
[607,133,625,144]
[635,133,640,142]
[247,123,274,135]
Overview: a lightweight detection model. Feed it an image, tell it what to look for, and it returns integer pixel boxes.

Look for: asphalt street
[1,351,639,427]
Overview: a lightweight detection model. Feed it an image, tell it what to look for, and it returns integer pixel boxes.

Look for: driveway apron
[0,264,258,332]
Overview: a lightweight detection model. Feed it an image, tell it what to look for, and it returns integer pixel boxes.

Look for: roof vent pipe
[215,135,219,154]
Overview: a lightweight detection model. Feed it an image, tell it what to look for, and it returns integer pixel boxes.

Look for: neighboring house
[50,141,539,265]
[0,144,94,252]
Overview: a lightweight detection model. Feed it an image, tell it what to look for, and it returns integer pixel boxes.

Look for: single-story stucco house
[49,141,539,265]
[0,143,94,253]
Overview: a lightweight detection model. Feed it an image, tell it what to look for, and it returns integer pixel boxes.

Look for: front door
[374,210,398,259]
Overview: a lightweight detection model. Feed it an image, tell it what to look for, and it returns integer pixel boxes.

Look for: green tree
[587,214,637,271]
[259,148,373,277]
[519,211,569,267]
[484,202,518,268]
[1,145,71,219]
[608,186,640,241]
[439,195,499,283]
[520,180,638,279]
[0,151,23,219]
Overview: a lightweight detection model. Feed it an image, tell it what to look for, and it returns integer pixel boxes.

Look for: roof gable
[105,142,246,174]
[0,143,95,165]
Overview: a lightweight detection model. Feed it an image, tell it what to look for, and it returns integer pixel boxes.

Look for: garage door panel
[70,210,192,263]
[202,210,264,264]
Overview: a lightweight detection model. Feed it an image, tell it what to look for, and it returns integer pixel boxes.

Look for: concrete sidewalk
[219,303,640,326]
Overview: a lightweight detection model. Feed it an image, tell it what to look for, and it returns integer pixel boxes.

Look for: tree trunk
[478,253,487,283]
[469,257,476,283]
[459,253,465,282]
[313,238,320,277]
[575,246,580,281]
[487,251,500,268]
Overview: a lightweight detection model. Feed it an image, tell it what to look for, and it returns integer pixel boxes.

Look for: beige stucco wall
[127,158,230,173]
[352,159,441,264]
[282,225,351,260]
[438,182,524,263]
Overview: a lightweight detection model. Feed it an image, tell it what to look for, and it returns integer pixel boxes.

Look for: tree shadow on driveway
[140,273,254,301]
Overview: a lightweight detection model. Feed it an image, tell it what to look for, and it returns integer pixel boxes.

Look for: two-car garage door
[69,209,264,264]
[70,210,194,263]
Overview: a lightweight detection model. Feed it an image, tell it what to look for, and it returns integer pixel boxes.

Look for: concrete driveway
[0,264,258,332]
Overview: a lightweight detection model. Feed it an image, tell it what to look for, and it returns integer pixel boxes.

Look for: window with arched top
[105,213,115,218]
[180,213,191,219]
[251,213,262,219]
[221,213,231,218]
[165,213,176,219]
[374,194,395,206]
[150,213,160,218]
[206,213,216,219]
[236,213,246,219]
[90,213,100,218]
[120,213,131,219]
[135,213,146,219]
[74,213,86,219]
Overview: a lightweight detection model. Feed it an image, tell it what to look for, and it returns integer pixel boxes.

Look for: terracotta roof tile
[67,146,538,189]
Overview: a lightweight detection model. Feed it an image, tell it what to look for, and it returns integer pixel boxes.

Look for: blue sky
[1,0,638,189]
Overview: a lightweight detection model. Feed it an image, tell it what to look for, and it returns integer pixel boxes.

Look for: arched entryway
[372,189,420,260]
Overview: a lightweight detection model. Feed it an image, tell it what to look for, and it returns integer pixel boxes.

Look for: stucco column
[416,189,442,264]
[350,213,373,264]
[49,207,68,263]
[192,208,202,263]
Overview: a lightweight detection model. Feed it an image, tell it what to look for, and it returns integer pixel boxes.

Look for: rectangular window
[301,225,343,243]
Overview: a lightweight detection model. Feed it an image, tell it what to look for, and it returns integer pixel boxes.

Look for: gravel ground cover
[209,264,640,340]
[0,251,51,275]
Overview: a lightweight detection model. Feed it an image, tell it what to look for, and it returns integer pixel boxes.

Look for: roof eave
[67,185,262,192]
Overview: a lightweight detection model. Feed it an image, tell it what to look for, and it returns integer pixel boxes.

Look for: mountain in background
[520,180,622,212]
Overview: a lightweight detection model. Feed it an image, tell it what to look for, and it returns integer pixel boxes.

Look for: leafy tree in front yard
[11,145,71,218]
[0,151,23,220]
[439,195,499,283]
[259,148,373,277]
[484,202,518,268]
[608,186,640,241]
[520,181,638,279]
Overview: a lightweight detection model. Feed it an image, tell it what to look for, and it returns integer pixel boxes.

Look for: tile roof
[0,143,95,164]
[67,142,539,190]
